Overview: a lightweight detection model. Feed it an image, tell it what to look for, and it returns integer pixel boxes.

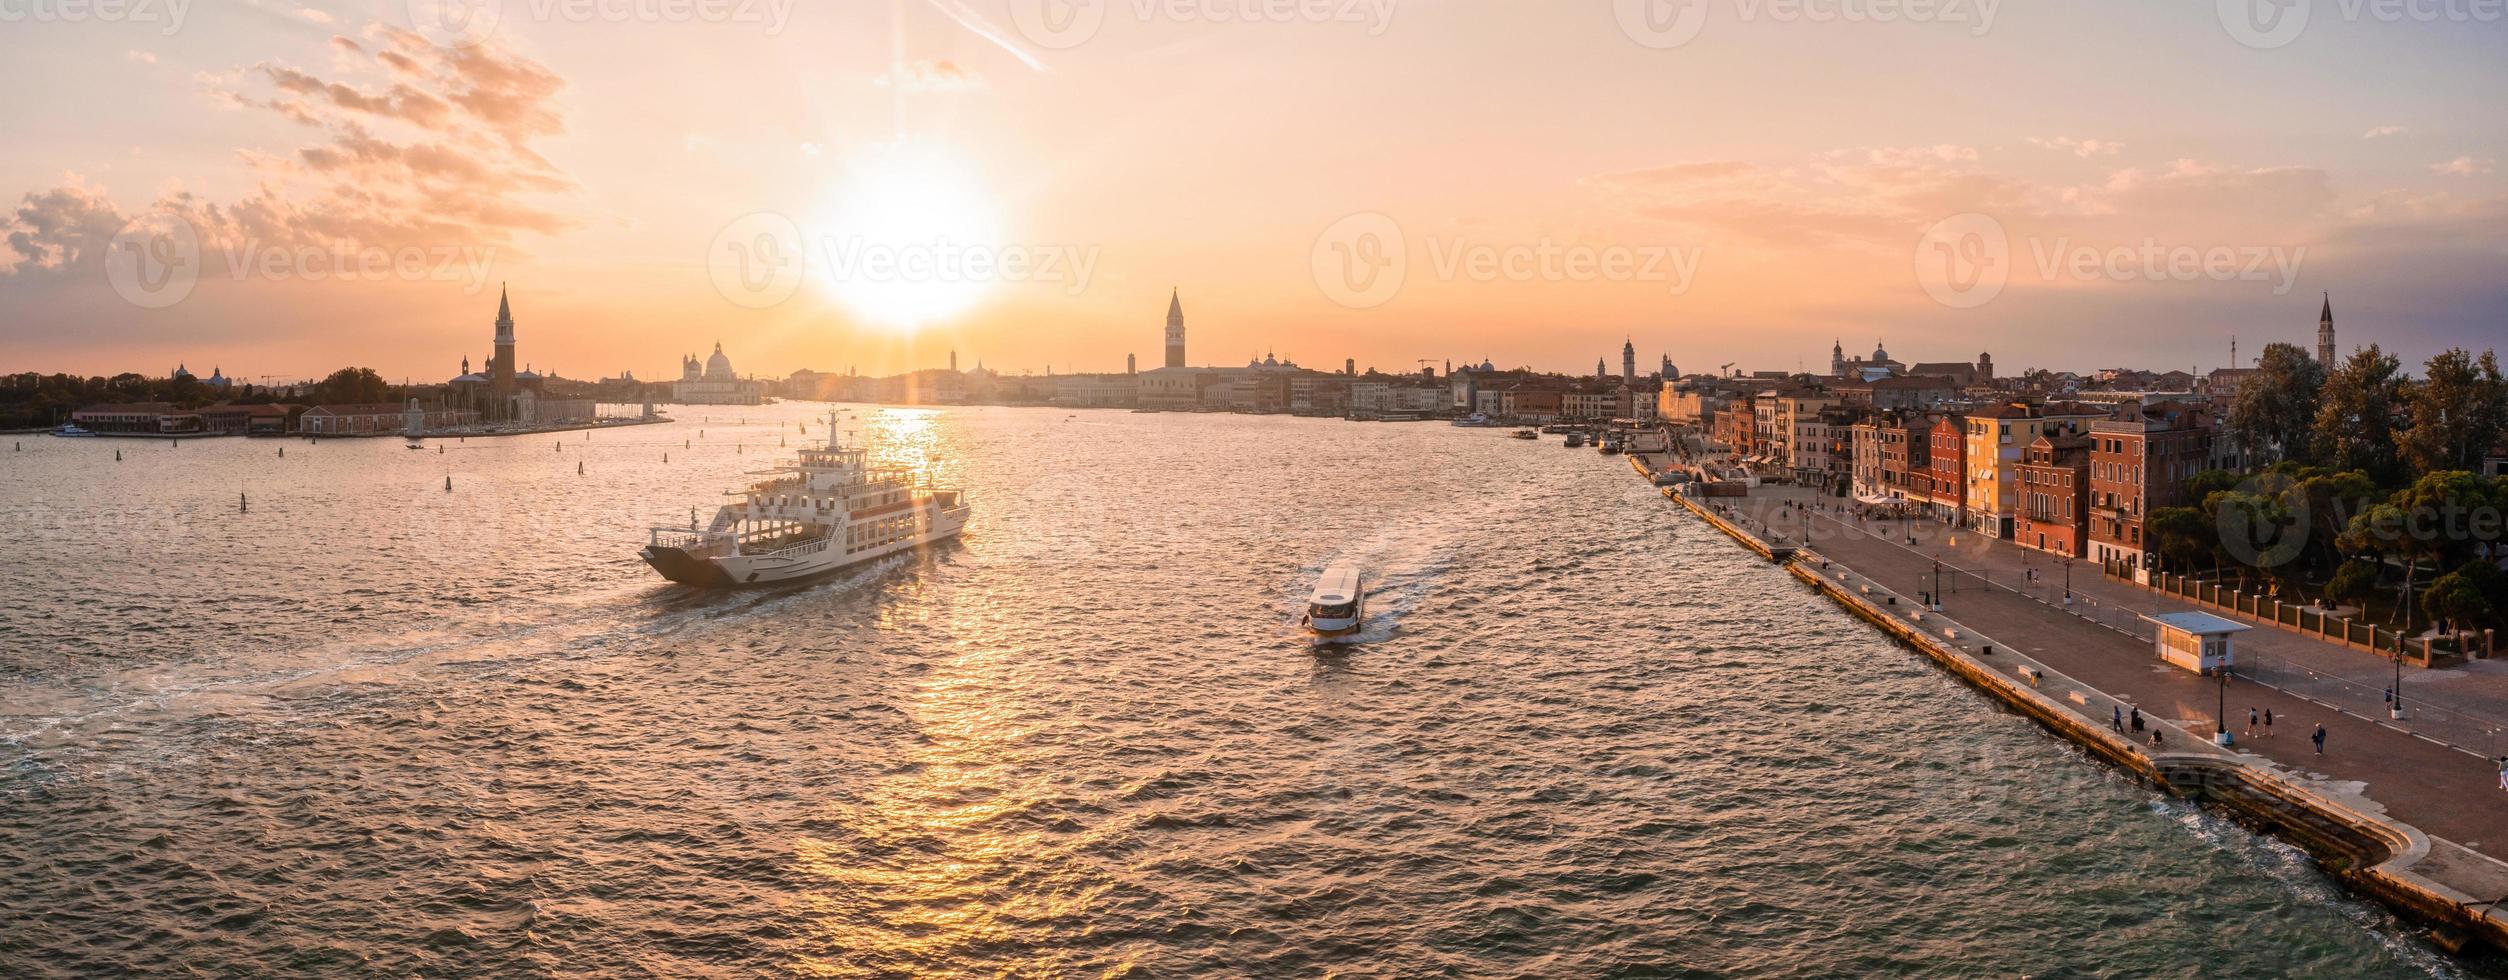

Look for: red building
[2014,433,2091,557]
[2086,401,2216,570]
[1911,413,1967,522]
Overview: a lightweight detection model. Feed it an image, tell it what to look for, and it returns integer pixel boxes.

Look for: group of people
[2114,702,2331,755]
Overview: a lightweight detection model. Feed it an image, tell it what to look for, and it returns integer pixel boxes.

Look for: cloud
[874,58,986,93]
[2027,136,2124,157]
[2,24,576,282]
[2362,125,2407,140]
[2432,156,2495,177]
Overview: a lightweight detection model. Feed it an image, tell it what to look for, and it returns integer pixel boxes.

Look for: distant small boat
[51,424,96,438]
[1302,564,1366,638]
[1563,432,1587,448]
[1449,413,1493,428]
[1510,428,1539,440]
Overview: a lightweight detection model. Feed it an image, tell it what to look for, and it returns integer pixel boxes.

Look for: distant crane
[1719,362,1736,377]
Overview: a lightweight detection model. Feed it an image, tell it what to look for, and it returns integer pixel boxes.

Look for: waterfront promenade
[1676,481,2508,943]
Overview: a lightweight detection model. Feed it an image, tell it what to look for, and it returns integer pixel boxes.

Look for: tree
[2422,561,2501,634]
[2325,559,2379,609]
[2312,344,2405,482]
[2147,506,2213,574]
[310,367,393,406]
[2228,342,2325,468]
[2400,348,2508,476]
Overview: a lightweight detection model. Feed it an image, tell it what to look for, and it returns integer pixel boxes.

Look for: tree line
[2144,342,2508,639]
[1,368,404,429]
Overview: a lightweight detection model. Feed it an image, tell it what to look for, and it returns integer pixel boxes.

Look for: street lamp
[2062,557,2074,606]
[1931,557,1944,612]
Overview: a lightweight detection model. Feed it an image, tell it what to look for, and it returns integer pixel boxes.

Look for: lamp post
[1931,557,1944,612]
[2396,567,2413,721]
[2062,557,2074,606]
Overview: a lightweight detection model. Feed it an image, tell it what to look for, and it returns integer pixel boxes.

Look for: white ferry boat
[51,424,96,438]
[1302,565,1367,638]
[641,411,971,587]
[1450,413,1493,428]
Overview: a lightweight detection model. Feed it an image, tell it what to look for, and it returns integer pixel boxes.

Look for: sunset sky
[3,0,2503,383]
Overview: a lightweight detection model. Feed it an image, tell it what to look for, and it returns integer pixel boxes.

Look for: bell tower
[491,283,517,419]
[2317,292,2336,366]
[1164,289,1186,369]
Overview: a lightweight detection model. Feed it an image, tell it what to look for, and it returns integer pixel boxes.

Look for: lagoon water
[0,406,2472,975]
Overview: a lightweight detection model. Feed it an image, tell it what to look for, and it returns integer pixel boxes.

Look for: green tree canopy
[2228,342,2325,467]
[2312,344,2405,482]
[2400,348,2508,475]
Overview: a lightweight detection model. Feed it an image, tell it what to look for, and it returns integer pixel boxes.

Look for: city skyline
[4,4,2505,382]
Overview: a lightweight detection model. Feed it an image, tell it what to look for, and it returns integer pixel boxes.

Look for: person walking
[2130,707,2143,732]
[2312,723,2326,755]
[2113,705,2125,733]
[2496,757,2507,793]
[2263,708,2274,738]
[2246,707,2257,739]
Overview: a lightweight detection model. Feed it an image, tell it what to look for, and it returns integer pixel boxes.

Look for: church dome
[1872,342,1890,361]
[706,343,734,381]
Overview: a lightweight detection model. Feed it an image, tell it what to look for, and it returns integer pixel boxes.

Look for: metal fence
[2099,561,2492,665]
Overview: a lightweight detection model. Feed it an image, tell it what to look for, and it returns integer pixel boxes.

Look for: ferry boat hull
[641,503,970,587]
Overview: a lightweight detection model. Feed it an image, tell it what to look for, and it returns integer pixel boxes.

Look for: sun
[814,141,1004,331]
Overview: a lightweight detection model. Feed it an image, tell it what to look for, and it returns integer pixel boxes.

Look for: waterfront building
[70,403,199,435]
[1912,413,1968,523]
[197,403,297,435]
[299,402,478,436]
[1962,401,2109,539]
[2013,433,2092,557]
[2087,400,2216,570]
[673,343,768,405]
[1834,375,1959,410]
[446,287,554,421]
[1052,373,1138,408]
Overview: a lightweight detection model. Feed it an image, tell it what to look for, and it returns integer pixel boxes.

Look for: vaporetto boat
[641,411,971,587]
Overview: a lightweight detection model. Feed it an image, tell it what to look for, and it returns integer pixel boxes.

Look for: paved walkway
[1735,487,2508,760]
[1707,488,2508,860]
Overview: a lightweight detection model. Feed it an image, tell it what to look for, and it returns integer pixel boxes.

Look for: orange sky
[3,1,2504,382]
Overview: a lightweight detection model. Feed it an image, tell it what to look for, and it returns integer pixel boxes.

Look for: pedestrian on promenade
[2384,686,2393,706]
[2113,705,2124,732]
[2496,758,2507,793]
[2264,708,2274,737]
[2130,707,2144,732]
[2246,707,2257,738]
[2150,729,2164,749]
[2312,724,2326,755]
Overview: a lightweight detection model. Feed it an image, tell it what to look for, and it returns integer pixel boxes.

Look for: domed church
[672,341,767,405]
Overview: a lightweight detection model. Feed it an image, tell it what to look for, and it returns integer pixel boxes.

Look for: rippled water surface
[0,406,2476,975]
